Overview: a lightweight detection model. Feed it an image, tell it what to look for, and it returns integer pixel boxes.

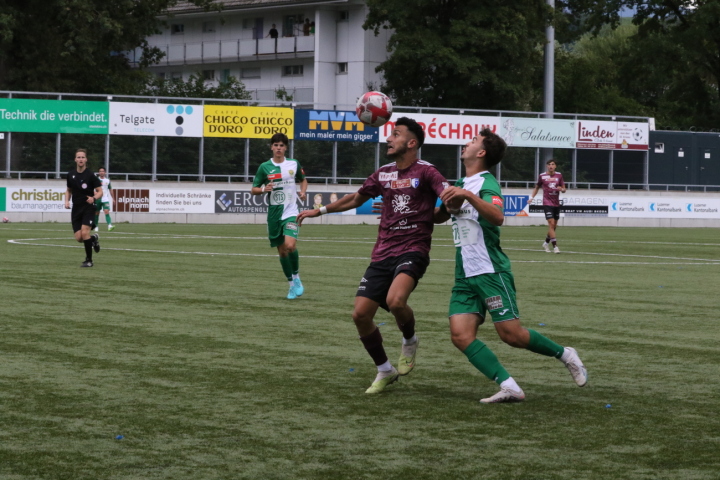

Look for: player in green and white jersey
[251,133,308,299]
[434,128,588,403]
[94,167,115,232]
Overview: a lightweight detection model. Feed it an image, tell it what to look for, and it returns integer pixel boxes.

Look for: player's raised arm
[297,192,370,225]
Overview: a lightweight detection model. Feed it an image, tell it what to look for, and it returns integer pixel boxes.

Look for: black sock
[83,239,93,260]
[359,328,388,366]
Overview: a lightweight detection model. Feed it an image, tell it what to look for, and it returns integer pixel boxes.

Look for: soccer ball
[2,217,9,223]
[356,91,393,127]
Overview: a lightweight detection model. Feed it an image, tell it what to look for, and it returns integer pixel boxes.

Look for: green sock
[527,329,564,358]
[463,339,511,385]
[105,214,112,224]
[289,249,299,275]
[94,214,99,226]
[279,255,293,281]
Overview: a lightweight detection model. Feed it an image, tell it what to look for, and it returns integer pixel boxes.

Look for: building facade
[133,0,391,110]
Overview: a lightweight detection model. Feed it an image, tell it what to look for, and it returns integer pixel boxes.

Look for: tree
[141,73,252,100]
[562,0,720,129]
[363,0,552,111]
[552,22,650,117]
[0,0,218,94]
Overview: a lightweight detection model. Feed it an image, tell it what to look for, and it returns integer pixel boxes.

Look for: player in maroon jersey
[297,117,450,393]
[529,159,566,253]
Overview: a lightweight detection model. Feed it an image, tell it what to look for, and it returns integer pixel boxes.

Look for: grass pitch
[1,222,719,479]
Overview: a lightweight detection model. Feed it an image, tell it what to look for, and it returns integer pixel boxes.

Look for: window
[219,69,231,83]
[241,68,261,79]
[157,72,166,80]
[171,71,183,79]
[283,14,303,37]
[202,70,215,80]
[202,21,216,33]
[171,24,184,35]
[282,65,303,77]
[337,62,348,74]
[338,11,349,21]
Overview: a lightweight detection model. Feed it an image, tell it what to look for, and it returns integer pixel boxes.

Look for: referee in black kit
[64,149,102,267]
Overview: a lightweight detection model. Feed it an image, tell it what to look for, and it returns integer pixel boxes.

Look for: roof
[166,0,350,14]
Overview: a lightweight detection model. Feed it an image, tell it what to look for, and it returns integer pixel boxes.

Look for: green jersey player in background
[251,133,308,299]
[94,167,115,232]
[434,128,588,403]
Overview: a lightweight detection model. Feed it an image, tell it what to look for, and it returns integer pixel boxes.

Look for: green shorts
[268,216,299,247]
[95,201,110,211]
[448,271,519,323]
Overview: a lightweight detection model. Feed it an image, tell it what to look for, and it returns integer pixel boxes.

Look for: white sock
[500,377,521,392]
[402,335,417,345]
[377,360,393,372]
[560,347,571,363]
[292,273,300,280]
[288,280,294,287]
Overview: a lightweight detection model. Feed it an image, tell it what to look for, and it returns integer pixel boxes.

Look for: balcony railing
[128,36,315,66]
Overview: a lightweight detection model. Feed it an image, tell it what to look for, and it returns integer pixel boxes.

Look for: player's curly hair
[479,128,506,168]
[395,116,425,148]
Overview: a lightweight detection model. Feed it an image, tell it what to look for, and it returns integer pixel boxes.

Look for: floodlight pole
[542,0,555,163]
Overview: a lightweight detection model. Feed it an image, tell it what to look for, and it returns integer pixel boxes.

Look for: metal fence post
[375,143,380,171]
[571,148,577,188]
[332,141,337,184]
[104,134,110,172]
[244,138,250,182]
[609,150,614,190]
[55,133,61,179]
[4,132,10,178]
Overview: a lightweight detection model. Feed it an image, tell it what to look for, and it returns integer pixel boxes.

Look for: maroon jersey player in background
[530,159,566,253]
[298,117,449,394]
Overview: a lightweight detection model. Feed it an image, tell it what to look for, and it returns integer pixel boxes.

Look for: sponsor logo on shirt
[486,296,504,310]
[392,194,413,214]
[492,196,503,206]
[267,173,282,181]
[379,172,398,181]
[391,179,413,189]
[271,191,286,204]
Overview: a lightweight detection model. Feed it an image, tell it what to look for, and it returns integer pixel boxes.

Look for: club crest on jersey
[379,172,398,181]
[411,178,420,188]
[289,170,294,176]
[81,183,88,189]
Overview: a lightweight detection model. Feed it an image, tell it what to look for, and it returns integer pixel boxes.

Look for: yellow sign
[203,105,294,139]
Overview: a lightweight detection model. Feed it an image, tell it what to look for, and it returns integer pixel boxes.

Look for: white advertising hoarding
[379,113,501,145]
[109,102,204,137]
[5,187,66,212]
[150,189,215,213]
[576,120,648,150]
[501,117,576,149]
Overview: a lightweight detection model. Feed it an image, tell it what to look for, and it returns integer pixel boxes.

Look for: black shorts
[543,206,561,221]
[356,252,430,311]
[71,204,96,233]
